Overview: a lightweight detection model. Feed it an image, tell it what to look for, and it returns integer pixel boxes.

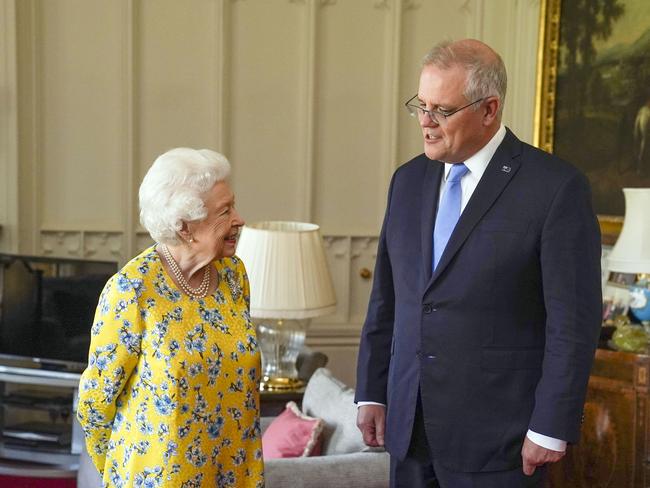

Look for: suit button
[423,304,432,314]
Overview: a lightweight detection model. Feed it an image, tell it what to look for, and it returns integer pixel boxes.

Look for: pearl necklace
[161,244,211,299]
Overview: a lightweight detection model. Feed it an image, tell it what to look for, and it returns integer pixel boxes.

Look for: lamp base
[259,376,305,392]
[255,318,310,390]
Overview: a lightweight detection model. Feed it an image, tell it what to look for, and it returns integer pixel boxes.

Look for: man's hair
[422,40,507,117]
[139,147,231,245]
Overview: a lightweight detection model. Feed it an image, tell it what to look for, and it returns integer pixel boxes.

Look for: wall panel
[312,0,389,235]
[136,0,220,179]
[397,0,471,165]
[349,236,378,324]
[319,235,352,326]
[228,0,305,224]
[0,0,18,252]
[481,0,541,144]
[306,338,360,388]
[39,0,126,230]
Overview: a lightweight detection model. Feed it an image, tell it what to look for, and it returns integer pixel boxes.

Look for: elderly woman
[77,148,263,487]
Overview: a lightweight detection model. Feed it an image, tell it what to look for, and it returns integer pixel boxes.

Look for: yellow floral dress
[77,246,264,487]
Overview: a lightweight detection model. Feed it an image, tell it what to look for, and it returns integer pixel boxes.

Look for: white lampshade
[236,221,337,319]
[608,188,650,274]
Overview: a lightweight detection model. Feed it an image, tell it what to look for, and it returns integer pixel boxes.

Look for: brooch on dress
[224,268,242,302]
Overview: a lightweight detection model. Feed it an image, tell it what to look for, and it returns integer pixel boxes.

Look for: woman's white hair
[139,147,231,245]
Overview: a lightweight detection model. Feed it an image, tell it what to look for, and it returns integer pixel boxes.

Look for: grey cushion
[296,347,329,381]
[302,368,368,455]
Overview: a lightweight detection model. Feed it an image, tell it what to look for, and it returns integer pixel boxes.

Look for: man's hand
[521,436,565,475]
[356,404,386,447]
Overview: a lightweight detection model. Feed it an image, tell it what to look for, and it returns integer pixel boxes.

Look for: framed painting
[534,0,650,245]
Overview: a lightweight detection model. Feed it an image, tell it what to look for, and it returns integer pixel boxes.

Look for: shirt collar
[443,124,506,181]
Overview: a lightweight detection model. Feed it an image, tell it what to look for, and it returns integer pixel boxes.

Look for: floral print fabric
[77,246,264,487]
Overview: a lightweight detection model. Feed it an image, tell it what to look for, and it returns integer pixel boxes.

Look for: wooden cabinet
[547,348,650,487]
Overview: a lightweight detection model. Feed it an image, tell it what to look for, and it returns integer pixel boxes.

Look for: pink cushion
[262,401,324,459]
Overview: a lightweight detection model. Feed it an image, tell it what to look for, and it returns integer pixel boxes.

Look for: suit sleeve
[355,173,397,404]
[529,171,602,443]
[76,273,144,474]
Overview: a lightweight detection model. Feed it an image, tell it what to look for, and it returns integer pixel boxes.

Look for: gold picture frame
[534,0,625,245]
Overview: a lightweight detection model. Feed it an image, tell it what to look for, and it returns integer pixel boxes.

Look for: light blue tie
[433,163,469,272]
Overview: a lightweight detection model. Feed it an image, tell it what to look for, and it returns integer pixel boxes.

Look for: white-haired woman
[77,148,263,487]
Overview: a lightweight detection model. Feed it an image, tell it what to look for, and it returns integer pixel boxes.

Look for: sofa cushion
[262,401,323,459]
[302,368,367,455]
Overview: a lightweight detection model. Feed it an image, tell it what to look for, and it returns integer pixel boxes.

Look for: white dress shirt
[358,124,567,453]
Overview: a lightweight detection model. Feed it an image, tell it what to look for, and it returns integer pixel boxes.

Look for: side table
[260,388,305,417]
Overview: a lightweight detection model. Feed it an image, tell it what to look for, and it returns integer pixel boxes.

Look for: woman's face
[187,181,244,260]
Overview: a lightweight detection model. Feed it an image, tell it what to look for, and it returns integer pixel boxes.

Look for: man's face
[416,64,488,163]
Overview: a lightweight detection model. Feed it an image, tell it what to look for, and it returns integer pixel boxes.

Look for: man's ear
[482,97,500,126]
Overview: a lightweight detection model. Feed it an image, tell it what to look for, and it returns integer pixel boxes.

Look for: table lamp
[236,221,336,390]
[607,188,650,322]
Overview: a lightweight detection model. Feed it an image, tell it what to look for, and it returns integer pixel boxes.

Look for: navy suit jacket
[355,128,602,472]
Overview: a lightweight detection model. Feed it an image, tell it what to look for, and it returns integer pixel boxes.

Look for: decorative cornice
[322,236,350,259]
[351,237,376,258]
[41,231,81,256]
[85,232,123,257]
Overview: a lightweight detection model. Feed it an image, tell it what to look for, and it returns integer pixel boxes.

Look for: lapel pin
[501,165,511,173]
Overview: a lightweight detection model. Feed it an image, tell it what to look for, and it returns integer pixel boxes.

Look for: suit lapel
[420,160,444,286]
[426,129,523,290]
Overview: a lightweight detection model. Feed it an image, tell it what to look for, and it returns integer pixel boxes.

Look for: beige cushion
[301,368,367,455]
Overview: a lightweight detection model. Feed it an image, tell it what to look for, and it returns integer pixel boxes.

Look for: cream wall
[0,0,541,386]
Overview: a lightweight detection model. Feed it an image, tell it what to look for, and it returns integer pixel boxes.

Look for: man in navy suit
[355,39,602,487]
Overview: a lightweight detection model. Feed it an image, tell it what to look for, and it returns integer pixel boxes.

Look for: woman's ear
[178,221,194,244]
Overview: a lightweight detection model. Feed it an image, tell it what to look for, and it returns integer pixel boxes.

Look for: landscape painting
[537,0,650,221]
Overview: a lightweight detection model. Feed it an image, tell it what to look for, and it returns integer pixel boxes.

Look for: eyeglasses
[405,94,485,124]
